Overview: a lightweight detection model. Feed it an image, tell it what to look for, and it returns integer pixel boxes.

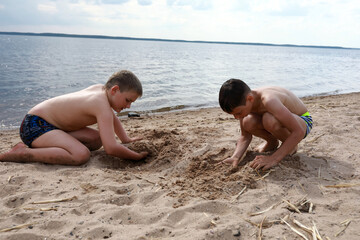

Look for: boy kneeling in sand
[0,70,148,165]
[218,79,313,170]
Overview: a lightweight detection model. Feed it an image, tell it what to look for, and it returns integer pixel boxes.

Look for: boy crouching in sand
[0,70,148,165]
[218,79,313,170]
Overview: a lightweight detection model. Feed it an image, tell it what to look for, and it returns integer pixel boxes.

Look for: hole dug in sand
[100,129,184,170]
[100,129,272,207]
[166,149,263,207]
[128,129,184,170]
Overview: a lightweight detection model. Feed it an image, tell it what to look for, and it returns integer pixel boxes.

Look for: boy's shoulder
[83,84,104,92]
[79,84,106,100]
[85,84,108,104]
[257,86,288,93]
[257,86,306,114]
[79,84,114,119]
[257,86,292,99]
[256,87,294,107]
[70,84,109,111]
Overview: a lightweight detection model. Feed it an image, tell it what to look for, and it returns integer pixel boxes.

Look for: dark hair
[104,70,142,96]
[219,79,251,113]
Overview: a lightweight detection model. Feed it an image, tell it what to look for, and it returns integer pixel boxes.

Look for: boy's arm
[112,113,141,143]
[250,97,305,170]
[97,111,147,160]
[221,121,252,167]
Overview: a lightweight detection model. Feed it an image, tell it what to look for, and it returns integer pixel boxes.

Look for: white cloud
[166,0,213,10]
[137,0,152,6]
[0,0,359,48]
[101,0,129,4]
[37,2,58,14]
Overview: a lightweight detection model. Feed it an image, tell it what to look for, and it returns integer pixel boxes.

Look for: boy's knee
[72,147,91,165]
[262,113,281,132]
[242,115,259,132]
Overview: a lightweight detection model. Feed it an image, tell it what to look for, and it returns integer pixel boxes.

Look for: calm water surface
[0,35,359,129]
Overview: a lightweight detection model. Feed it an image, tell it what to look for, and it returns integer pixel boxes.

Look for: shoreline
[2,91,360,132]
[1,92,360,239]
[2,31,357,50]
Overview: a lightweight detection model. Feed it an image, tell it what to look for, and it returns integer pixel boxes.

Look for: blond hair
[104,70,142,96]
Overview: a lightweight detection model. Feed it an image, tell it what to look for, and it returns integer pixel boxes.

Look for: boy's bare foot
[0,142,29,162]
[255,140,279,152]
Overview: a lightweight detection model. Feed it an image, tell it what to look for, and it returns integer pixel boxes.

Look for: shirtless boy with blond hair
[219,79,313,170]
[0,70,148,165]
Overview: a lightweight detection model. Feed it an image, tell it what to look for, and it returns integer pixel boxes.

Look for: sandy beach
[1,92,360,240]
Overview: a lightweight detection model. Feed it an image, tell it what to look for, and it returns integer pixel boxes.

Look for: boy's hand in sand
[129,136,143,142]
[219,157,239,168]
[249,155,280,170]
[136,151,149,160]
[123,136,143,143]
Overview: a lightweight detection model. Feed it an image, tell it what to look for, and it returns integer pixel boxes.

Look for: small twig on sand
[245,218,280,228]
[258,216,266,240]
[324,183,360,188]
[7,176,13,183]
[231,186,247,202]
[255,170,274,181]
[298,181,306,193]
[249,203,278,216]
[293,219,312,234]
[335,219,351,237]
[31,196,77,204]
[203,212,217,227]
[0,223,36,233]
[307,134,325,143]
[254,169,263,179]
[312,221,323,240]
[134,175,156,184]
[23,207,58,211]
[309,202,314,213]
[296,195,308,205]
[281,218,309,240]
[283,199,301,214]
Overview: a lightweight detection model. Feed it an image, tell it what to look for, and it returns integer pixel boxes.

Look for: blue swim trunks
[20,114,59,147]
[300,112,313,138]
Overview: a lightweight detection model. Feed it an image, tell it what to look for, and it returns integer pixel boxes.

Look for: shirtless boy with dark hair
[219,79,313,170]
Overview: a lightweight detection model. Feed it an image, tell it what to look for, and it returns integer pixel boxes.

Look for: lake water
[0,34,360,130]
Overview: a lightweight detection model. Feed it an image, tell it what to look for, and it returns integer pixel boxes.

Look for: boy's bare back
[28,84,108,131]
[251,86,308,116]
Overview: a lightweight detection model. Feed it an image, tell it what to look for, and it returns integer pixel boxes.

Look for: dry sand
[1,92,360,240]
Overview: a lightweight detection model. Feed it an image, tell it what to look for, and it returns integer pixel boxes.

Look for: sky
[0,0,359,48]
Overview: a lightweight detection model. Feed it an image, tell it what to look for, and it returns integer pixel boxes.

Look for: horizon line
[0,31,357,50]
